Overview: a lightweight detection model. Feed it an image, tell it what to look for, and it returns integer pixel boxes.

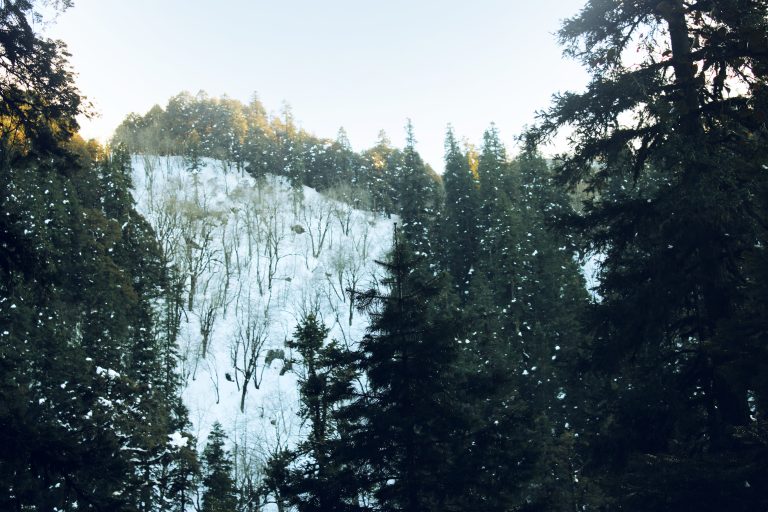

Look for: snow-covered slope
[130,155,394,461]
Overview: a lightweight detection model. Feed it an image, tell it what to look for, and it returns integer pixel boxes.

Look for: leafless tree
[231,296,270,412]
[325,182,371,236]
[301,195,333,259]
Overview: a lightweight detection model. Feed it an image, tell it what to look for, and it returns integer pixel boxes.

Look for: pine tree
[441,126,481,294]
[201,422,238,512]
[280,314,358,512]
[395,121,441,257]
[529,1,768,509]
[339,231,472,512]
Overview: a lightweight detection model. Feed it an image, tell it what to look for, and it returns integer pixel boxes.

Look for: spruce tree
[280,314,358,512]
[475,125,523,306]
[339,230,472,512]
[201,422,238,512]
[529,1,768,509]
[441,126,481,295]
[396,121,440,257]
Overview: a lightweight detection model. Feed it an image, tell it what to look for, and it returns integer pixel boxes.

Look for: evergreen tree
[201,422,238,512]
[441,126,481,294]
[361,130,399,215]
[475,125,523,306]
[396,121,440,257]
[529,1,768,509]
[163,401,201,512]
[1,4,193,509]
[0,0,82,147]
[339,230,472,512]
[280,314,358,512]
[436,122,592,509]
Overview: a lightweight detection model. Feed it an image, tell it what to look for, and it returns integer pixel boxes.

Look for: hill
[130,154,394,477]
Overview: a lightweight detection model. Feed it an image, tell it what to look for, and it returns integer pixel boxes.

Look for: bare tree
[342,220,372,325]
[301,195,333,259]
[197,271,227,357]
[178,196,223,310]
[231,419,268,512]
[256,390,297,512]
[325,182,371,236]
[231,296,270,412]
[261,202,291,294]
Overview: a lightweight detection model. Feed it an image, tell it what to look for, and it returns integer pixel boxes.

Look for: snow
[168,431,189,449]
[95,366,121,380]
[130,155,394,461]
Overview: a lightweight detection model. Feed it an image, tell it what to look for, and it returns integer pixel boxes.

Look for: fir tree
[201,422,238,512]
[475,125,523,306]
[340,230,472,512]
[441,126,481,295]
[280,314,358,512]
[529,1,768,509]
[396,121,440,257]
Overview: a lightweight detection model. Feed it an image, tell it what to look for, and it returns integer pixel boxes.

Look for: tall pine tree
[339,230,472,512]
[201,422,238,512]
[529,1,768,509]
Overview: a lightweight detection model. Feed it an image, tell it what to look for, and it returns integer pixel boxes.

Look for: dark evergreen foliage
[201,422,239,512]
[0,3,197,510]
[339,231,473,512]
[395,121,442,257]
[275,314,359,512]
[529,0,768,509]
[441,127,480,294]
[4,0,767,509]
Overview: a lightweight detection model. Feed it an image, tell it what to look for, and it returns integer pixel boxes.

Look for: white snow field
[130,155,394,466]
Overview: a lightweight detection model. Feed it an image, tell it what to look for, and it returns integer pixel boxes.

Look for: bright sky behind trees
[47,0,588,171]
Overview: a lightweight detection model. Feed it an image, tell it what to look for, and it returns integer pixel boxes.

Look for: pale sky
[45,0,589,171]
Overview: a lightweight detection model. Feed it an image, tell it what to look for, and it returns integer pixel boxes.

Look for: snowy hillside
[130,155,394,462]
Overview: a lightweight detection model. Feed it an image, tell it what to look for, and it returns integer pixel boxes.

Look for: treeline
[259,127,591,511]
[112,92,442,217]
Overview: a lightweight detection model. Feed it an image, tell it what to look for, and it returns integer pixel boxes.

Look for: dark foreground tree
[201,422,238,512]
[277,315,358,512]
[1,3,195,510]
[529,1,768,509]
[339,231,472,512]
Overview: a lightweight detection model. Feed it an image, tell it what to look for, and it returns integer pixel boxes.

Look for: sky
[45,0,590,172]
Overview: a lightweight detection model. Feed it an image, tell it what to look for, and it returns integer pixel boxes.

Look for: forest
[1,0,767,511]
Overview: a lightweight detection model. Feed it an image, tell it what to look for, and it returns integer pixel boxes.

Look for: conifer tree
[396,121,439,257]
[163,401,200,512]
[529,1,768,509]
[475,125,523,305]
[339,230,472,512]
[361,130,399,215]
[1,4,193,509]
[201,422,238,512]
[279,314,358,512]
[441,126,481,294]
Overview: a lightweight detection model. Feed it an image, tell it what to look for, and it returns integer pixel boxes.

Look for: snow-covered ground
[130,155,394,462]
